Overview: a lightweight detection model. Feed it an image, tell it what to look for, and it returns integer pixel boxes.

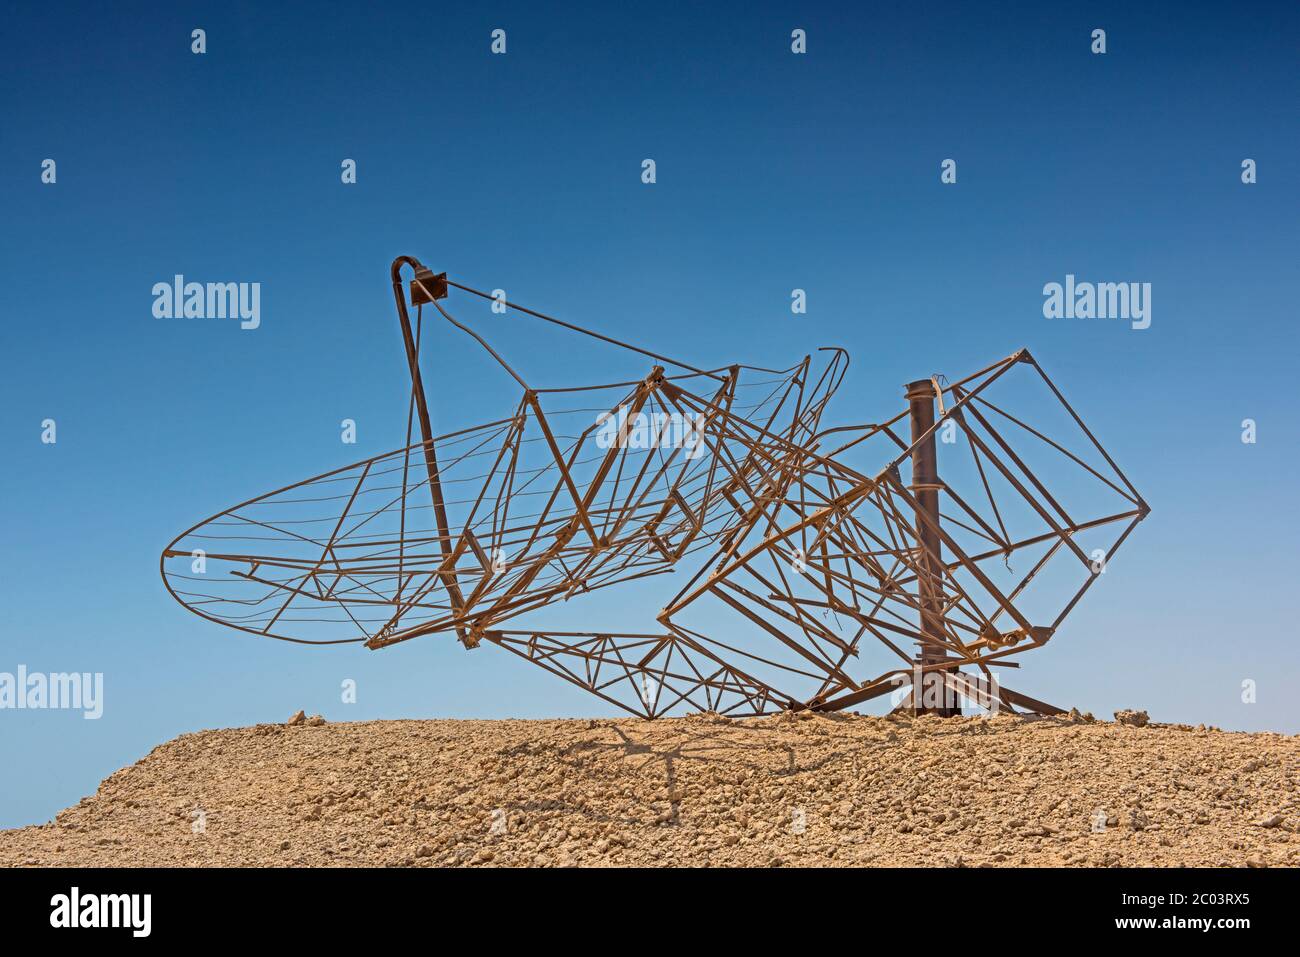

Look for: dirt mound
[3,713,1297,867]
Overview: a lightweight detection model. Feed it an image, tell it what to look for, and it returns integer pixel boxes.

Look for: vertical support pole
[390,257,469,645]
[905,378,958,716]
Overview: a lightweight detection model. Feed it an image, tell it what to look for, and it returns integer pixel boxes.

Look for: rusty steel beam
[904,378,959,717]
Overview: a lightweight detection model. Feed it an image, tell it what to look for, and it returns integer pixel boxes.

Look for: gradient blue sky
[1,1,1296,828]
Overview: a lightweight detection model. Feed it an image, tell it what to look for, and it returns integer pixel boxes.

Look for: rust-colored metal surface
[161,256,1148,718]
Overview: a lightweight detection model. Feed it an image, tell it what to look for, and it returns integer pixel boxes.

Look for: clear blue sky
[1,1,1296,828]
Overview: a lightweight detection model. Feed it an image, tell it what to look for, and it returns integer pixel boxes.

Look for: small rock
[286,710,306,726]
[1245,854,1267,868]
[306,715,327,727]
[1256,814,1284,829]
[414,845,434,858]
[1114,709,1149,727]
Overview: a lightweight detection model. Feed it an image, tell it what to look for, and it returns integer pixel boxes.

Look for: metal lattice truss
[162,257,1148,719]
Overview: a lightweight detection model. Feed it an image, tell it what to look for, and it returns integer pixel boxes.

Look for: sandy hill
[3,711,1296,867]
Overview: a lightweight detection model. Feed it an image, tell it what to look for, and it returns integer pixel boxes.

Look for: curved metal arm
[389,256,470,645]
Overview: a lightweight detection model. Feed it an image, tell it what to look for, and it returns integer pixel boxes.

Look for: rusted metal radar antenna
[161,256,1149,718]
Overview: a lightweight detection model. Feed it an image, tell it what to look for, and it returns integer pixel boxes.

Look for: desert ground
[2,710,1296,867]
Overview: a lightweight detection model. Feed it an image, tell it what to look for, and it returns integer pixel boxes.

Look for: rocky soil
[2,711,1297,867]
